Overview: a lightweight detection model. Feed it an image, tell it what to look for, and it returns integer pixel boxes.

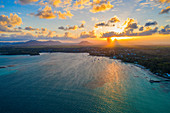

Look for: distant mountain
[20,40,62,46]
[0,40,93,46]
[78,41,92,45]
[0,42,24,46]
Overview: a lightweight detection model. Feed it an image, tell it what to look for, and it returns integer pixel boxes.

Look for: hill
[78,41,92,45]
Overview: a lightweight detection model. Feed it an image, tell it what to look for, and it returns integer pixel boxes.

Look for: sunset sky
[0,0,169,43]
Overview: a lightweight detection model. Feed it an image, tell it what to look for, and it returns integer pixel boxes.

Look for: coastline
[0,51,169,82]
[89,53,170,81]
[0,46,170,79]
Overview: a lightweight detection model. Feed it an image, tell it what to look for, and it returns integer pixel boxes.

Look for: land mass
[0,40,170,79]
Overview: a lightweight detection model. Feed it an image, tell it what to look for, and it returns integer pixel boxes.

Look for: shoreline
[1,51,169,82]
[89,54,170,81]
[0,46,170,79]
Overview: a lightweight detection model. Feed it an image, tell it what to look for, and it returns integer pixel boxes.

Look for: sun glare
[111,37,116,41]
[111,37,131,41]
[113,28,124,33]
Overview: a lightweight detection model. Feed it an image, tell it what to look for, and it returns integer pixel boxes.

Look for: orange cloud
[122,18,138,30]
[109,16,120,23]
[158,0,170,3]
[72,0,91,10]
[64,32,73,38]
[57,11,73,19]
[68,25,79,30]
[50,0,62,7]
[47,30,57,37]
[74,0,90,6]
[159,6,170,14]
[123,18,135,27]
[30,6,57,19]
[80,30,97,38]
[0,13,22,32]
[90,1,113,13]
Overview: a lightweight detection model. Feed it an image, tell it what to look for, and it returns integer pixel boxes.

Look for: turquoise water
[0,53,170,113]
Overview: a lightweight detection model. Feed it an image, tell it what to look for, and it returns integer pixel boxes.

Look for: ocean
[0,53,170,113]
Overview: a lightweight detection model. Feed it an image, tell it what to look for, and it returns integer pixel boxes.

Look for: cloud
[121,18,138,30]
[0,32,75,41]
[138,27,158,36]
[95,22,110,28]
[158,0,170,3]
[50,0,62,7]
[72,0,90,10]
[47,30,57,37]
[0,13,22,27]
[99,17,160,38]
[58,23,84,30]
[0,13,22,32]
[34,27,55,36]
[94,16,120,28]
[10,32,36,40]
[79,30,97,38]
[139,26,144,31]
[0,28,75,41]
[90,1,113,13]
[0,34,8,37]
[159,25,170,34]
[95,17,167,38]
[38,0,48,5]
[19,0,39,4]
[36,27,49,34]
[64,32,73,38]
[58,26,65,30]
[101,27,159,38]
[127,23,138,29]
[159,6,170,14]
[57,11,73,19]
[123,18,135,27]
[73,0,91,9]
[67,25,79,30]
[0,25,20,32]
[145,21,158,26]
[30,6,57,19]
[25,26,39,31]
[42,31,75,39]
[94,17,138,33]
[74,0,90,6]
[108,16,120,23]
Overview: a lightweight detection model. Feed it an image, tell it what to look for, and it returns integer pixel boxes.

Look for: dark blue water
[0,53,170,113]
